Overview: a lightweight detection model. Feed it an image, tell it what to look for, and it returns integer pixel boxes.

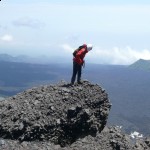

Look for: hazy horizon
[1,0,150,64]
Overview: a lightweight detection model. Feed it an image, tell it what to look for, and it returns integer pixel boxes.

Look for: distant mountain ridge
[0,53,71,64]
[0,54,29,63]
[0,53,53,64]
[0,53,35,63]
[129,59,150,71]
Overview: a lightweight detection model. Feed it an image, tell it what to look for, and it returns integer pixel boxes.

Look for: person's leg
[77,64,82,83]
[71,62,78,84]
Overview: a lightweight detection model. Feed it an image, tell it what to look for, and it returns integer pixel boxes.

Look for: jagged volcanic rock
[0,80,150,150]
[0,80,111,146]
[0,126,150,150]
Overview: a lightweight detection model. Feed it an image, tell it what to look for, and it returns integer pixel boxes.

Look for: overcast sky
[1,0,150,64]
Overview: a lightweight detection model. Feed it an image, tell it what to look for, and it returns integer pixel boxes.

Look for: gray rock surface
[0,81,111,146]
[0,80,149,150]
[0,126,150,150]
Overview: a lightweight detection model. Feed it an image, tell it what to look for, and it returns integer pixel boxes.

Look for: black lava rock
[0,80,149,150]
[0,80,111,146]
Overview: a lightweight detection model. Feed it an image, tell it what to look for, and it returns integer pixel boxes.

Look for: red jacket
[73,47,88,65]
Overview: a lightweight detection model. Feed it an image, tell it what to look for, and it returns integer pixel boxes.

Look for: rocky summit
[0,80,150,150]
[0,81,111,146]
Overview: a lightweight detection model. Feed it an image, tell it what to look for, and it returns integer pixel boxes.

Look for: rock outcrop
[0,81,111,147]
[0,80,150,150]
[0,126,150,150]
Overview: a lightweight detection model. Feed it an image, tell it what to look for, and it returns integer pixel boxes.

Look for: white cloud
[87,46,150,65]
[0,34,13,42]
[61,44,150,65]
[13,17,45,28]
[61,44,74,53]
[1,2,150,62]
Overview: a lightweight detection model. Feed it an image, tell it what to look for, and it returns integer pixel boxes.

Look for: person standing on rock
[71,44,93,84]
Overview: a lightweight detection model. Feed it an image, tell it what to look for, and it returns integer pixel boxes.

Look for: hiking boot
[77,81,82,84]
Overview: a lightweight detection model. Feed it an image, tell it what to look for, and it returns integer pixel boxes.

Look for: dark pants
[71,61,82,84]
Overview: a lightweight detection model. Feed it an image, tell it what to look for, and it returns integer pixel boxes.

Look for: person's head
[87,44,93,51]
[78,44,87,50]
[78,43,93,51]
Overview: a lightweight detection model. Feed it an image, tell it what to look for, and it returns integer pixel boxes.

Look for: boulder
[0,81,111,146]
